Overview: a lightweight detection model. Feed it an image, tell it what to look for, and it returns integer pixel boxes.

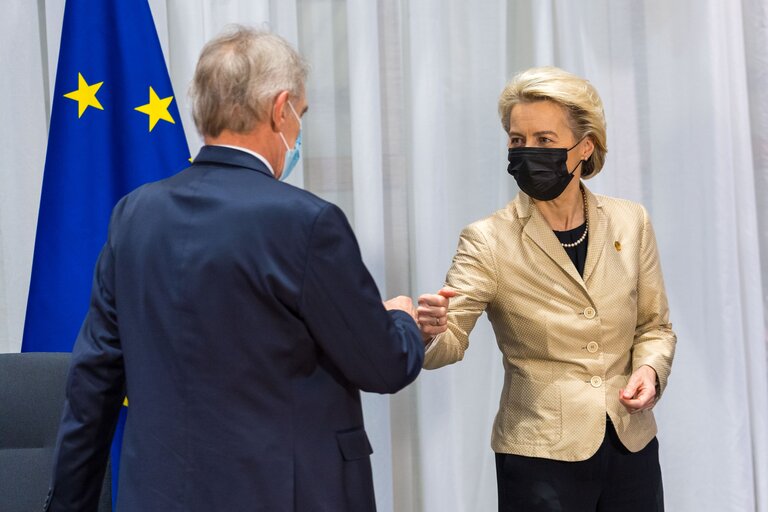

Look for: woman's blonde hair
[190,26,308,138]
[498,66,607,178]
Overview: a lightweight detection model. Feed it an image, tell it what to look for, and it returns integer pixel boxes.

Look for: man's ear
[271,90,291,132]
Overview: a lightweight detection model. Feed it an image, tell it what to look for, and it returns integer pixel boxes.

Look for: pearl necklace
[560,189,588,248]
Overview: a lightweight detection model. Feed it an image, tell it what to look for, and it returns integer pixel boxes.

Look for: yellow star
[134,86,175,132]
[63,73,104,118]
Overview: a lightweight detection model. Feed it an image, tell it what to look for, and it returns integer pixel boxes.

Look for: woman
[416,66,676,511]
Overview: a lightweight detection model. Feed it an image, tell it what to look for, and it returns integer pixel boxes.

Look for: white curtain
[2,1,767,510]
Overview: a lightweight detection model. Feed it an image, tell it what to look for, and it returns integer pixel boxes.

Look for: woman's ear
[582,135,595,161]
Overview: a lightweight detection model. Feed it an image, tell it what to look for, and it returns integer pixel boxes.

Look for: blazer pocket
[502,373,562,446]
[336,428,374,461]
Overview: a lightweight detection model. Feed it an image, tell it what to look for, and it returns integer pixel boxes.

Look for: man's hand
[619,365,658,414]
[383,295,417,322]
[416,288,457,343]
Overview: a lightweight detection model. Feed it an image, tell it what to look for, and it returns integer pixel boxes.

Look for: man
[46,27,442,512]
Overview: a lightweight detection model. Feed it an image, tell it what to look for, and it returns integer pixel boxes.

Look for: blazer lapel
[582,187,607,284]
[518,193,586,290]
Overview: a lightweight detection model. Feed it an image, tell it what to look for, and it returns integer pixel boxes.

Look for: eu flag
[22,0,189,506]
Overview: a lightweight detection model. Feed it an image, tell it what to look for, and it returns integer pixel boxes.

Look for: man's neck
[205,126,280,171]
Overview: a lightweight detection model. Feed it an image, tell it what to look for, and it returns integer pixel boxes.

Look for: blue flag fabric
[22,0,189,507]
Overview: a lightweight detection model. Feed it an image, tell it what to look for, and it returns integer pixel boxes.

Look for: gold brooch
[614,241,622,251]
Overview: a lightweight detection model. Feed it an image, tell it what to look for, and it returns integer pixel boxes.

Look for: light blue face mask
[278,101,302,181]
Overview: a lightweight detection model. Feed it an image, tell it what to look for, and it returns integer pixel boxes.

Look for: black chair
[0,352,111,512]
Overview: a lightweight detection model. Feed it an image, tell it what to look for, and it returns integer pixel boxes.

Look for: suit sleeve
[424,224,497,369]
[298,203,424,394]
[47,234,125,511]
[632,207,677,397]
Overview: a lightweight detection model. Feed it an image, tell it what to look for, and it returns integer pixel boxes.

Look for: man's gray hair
[190,26,308,137]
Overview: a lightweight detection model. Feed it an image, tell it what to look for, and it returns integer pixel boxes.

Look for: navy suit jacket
[46,146,424,512]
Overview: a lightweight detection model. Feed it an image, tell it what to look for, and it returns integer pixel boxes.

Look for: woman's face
[507,100,593,177]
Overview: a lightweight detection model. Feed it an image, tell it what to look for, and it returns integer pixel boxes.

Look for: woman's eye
[539,137,553,145]
[509,137,523,146]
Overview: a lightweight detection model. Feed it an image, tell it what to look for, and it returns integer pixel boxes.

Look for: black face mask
[507,141,584,201]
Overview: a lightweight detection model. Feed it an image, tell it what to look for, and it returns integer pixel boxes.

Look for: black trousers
[495,419,664,512]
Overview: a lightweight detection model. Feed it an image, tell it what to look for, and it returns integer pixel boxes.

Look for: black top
[554,222,588,276]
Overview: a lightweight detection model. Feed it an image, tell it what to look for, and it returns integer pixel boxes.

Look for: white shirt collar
[212,144,275,176]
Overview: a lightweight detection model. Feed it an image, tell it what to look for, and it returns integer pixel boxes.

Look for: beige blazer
[425,186,676,461]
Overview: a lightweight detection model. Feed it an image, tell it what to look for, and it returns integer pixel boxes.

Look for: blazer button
[590,376,603,387]
[587,342,599,353]
[584,307,596,319]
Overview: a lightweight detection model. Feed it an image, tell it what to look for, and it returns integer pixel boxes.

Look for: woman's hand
[619,365,659,414]
[416,288,457,343]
